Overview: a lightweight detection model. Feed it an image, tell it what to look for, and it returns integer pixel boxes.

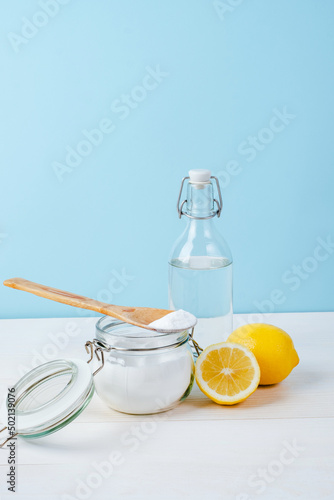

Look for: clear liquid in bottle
[169,256,233,348]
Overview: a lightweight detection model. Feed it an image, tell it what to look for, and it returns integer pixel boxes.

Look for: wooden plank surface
[0,313,333,499]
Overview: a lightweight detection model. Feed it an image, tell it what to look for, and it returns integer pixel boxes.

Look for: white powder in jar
[148,309,197,332]
[94,347,194,414]
[93,321,195,414]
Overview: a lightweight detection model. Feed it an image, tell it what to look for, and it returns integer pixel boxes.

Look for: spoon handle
[3,277,172,329]
[3,277,121,316]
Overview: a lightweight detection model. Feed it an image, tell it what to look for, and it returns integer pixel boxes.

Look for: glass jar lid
[1,358,94,441]
[95,316,190,351]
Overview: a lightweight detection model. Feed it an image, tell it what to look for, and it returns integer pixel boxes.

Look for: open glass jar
[93,317,195,415]
[0,318,196,446]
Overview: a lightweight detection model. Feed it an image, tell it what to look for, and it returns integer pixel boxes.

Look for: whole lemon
[227,323,299,385]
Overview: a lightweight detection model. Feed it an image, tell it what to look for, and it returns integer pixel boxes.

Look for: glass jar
[93,317,195,415]
[0,319,195,447]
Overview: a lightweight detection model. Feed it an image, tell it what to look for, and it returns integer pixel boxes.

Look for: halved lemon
[195,342,260,405]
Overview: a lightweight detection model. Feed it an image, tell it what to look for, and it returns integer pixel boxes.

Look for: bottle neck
[186,182,216,219]
[186,216,215,240]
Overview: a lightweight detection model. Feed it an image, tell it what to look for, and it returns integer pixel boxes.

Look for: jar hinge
[188,327,203,358]
[85,340,110,376]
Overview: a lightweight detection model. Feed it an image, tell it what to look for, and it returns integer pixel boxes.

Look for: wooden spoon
[3,277,189,332]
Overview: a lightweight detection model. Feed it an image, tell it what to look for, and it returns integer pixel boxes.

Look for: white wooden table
[0,312,333,499]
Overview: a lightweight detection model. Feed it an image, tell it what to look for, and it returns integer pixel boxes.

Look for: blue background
[1,0,333,319]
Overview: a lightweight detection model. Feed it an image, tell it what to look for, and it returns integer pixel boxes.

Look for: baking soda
[94,317,196,414]
[148,309,197,332]
[94,343,194,414]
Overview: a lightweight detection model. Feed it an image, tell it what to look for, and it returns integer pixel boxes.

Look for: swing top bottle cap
[189,169,211,183]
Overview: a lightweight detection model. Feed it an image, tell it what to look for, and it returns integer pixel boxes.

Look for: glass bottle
[168,169,233,349]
